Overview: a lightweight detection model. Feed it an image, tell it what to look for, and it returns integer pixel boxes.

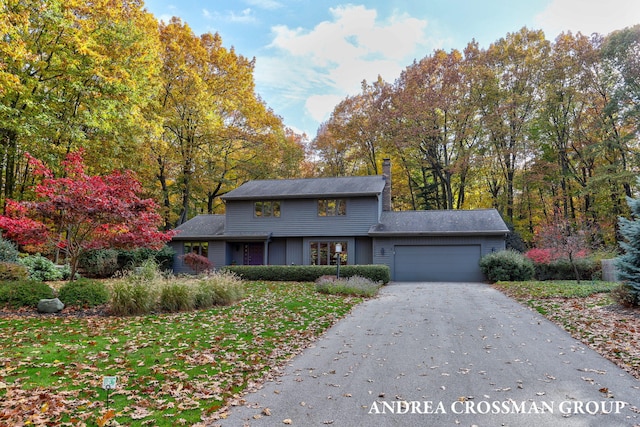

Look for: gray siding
[268,239,287,265]
[355,237,373,265]
[225,197,378,237]
[169,240,226,274]
[286,238,303,265]
[210,241,226,269]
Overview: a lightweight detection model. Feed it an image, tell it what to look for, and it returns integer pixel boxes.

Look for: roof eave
[172,235,226,240]
[223,192,382,201]
[369,230,509,237]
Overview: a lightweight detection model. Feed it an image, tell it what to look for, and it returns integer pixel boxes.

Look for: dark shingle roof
[369,209,509,236]
[222,175,386,200]
[171,215,271,241]
[172,215,225,240]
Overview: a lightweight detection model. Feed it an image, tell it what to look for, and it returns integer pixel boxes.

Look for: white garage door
[394,245,484,282]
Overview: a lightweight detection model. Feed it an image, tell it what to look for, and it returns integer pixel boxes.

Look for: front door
[243,243,264,265]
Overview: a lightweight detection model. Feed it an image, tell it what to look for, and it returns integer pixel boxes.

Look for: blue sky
[144,0,640,139]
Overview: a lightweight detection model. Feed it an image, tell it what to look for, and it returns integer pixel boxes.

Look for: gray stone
[37,298,65,313]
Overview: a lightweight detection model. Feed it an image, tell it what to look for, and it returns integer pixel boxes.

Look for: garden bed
[494,281,640,380]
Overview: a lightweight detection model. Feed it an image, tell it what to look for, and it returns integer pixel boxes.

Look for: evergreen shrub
[117,246,175,271]
[0,262,29,281]
[616,181,640,305]
[79,249,119,278]
[479,250,535,282]
[0,280,54,308]
[533,257,600,281]
[58,279,109,307]
[19,254,64,281]
[0,238,19,263]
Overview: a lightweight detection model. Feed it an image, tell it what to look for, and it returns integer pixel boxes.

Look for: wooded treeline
[1,1,639,246]
[0,0,308,228]
[313,26,640,245]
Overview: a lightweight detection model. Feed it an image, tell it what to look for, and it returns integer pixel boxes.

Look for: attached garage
[370,210,509,282]
[394,245,483,282]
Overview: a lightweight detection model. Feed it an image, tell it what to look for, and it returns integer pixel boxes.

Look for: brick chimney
[382,158,392,211]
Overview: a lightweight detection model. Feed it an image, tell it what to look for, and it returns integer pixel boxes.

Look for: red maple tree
[0,150,175,280]
[533,210,592,282]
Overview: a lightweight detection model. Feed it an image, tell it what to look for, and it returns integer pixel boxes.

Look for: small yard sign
[102,376,117,390]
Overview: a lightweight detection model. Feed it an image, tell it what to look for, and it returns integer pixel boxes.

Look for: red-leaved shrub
[181,252,212,274]
[525,248,554,264]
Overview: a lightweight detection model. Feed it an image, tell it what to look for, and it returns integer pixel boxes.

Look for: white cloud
[200,7,256,24]
[229,8,256,23]
[246,0,283,10]
[306,94,345,122]
[535,0,640,38]
[262,4,431,131]
[270,5,428,68]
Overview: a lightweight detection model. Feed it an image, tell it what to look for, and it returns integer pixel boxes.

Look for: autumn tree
[384,48,480,210]
[0,0,162,206]
[534,210,593,282]
[312,78,390,177]
[478,28,550,223]
[595,26,640,213]
[312,25,640,247]
[0,151,174,280]
[153,19,300,226]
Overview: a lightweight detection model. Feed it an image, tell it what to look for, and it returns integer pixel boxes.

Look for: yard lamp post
[335,243,343,279]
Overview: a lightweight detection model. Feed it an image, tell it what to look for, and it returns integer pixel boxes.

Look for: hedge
[222,264,390,284]
[533,257,601,281]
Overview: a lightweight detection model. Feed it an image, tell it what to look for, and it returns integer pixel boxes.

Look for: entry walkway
[216,282,640,426]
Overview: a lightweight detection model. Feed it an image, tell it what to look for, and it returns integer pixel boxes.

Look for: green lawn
[494,280,620,316]
[494,279,619,300]
[0,281,363,426]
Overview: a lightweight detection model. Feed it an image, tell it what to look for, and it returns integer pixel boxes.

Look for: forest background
[1,0,639,248]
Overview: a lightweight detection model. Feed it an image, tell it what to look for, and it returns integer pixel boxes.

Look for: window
[310,241,347,265]
[254,201,281,217]
[318,199,346,216]
[184,241,208,257]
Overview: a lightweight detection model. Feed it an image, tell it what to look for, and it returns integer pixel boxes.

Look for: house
[169,159,509,281]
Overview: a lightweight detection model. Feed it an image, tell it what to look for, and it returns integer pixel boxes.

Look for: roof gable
[222,175,386,200]
[369,209,509,236]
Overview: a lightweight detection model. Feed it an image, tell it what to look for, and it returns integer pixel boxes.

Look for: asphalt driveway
[216,282,640,426]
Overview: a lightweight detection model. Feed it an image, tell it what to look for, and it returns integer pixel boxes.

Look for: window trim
[309,240,347,265]
[317,198,346,217]
[254,200,281,218]
[184,241,209,257]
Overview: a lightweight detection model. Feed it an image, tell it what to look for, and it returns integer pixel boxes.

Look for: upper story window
[318,199,346,216]
[254,200,281,218]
